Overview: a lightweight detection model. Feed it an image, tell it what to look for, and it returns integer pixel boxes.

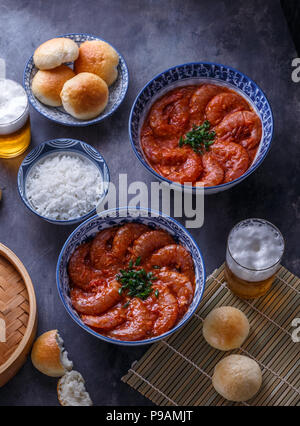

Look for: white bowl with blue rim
[17,138,110,225]
[129,62,274,195]
[56,207,206,346]
[23,33,129,126]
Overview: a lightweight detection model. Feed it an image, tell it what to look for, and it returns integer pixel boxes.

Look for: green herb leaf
[123,301,130,309]
[135,256,141,266]
[116,262,157,302]
[179,121,216,155]
[155,289,159,298]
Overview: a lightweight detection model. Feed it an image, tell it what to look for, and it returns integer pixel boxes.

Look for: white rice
[25,153,104,220]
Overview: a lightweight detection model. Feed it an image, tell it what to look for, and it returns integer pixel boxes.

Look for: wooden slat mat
[122,264,300,406]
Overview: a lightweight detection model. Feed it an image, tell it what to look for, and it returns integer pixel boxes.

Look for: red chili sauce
[68,223,195,341]
[141,84,262,186]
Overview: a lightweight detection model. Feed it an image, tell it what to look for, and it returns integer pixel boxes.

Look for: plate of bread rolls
[23,33,129,126]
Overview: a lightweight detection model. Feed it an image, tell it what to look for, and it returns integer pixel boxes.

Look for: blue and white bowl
[17,138,110,225]
[129,62,274,194]
[23,33,129,126]
[56,207,206,346]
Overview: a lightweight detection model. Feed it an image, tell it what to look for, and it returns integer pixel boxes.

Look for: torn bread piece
[57,371,93,406]
[31,330,73,377]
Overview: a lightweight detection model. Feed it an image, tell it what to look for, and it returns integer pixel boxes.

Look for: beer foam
[227,219,284,282]
[0,79,28,134]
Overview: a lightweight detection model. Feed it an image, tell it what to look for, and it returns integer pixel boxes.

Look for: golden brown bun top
[33,38,79,70]
[31,65,75,106]
[203,306,250,351]
[74,40,119,86]
[212,355,262,402]
[60,72,109,117]
[31,330,66,377]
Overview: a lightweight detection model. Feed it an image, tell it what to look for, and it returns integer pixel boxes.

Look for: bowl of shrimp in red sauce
[129,62,274,194]
[56,208,206,346]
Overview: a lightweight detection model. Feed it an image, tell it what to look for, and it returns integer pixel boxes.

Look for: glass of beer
[0,79,31,158]
[225,219,285,299]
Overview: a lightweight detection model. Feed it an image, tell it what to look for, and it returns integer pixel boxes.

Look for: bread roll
[60,72,109,119]
[74,40,119,86]
[33,38,79,70]
[57,371,93,406]
[212,355,262,402]
[32,65,75,106]
[31,330,73,377]
[203,306,250,351]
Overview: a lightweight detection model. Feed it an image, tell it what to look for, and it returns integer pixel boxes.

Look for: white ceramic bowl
[23,33,129,127]
[18,138,110,225]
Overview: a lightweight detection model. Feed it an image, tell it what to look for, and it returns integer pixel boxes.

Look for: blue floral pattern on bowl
[129,62,274,194]
[23,33,129,126]
[56,207,206,346]
[17,138,110,225]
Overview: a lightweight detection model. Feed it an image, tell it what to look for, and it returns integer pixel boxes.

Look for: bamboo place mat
[122,264,300,406]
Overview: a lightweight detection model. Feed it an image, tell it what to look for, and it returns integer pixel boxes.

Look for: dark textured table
[0,0,299,406]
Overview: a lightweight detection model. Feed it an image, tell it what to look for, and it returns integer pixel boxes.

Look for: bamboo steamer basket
[0,243,37,387]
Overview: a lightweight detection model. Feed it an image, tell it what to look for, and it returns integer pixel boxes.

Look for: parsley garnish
[116,258,158,307]
[179,121,216,155]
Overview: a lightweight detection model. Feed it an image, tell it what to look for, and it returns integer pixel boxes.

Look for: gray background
[0,0,299,406]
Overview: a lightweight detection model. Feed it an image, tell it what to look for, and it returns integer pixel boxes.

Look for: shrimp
[211,141,249,183]
[70,279,121,315]
[195,152,224,187]
[149,89,191,137]
[156,269,194,317]
[107,298,153,341]
[148,244,195,283]
[68,243,101,289]
[248,146,259,164]
[111,223,148,260]
[90,228,118,270]
[215,110,262,150]
[190,84,225,125]
[150,285,179,336]
[205,92,250,126]
[142,126,187,165]
[131,230,174,263]
[81,303,127,330]
[90,224,148,269]
[162,150,203,184]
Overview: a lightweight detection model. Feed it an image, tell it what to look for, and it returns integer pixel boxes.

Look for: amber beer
[0,79,31,158]
[225,219,284,299]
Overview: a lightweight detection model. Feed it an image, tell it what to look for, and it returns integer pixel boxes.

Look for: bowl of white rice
[17,138,110,225]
